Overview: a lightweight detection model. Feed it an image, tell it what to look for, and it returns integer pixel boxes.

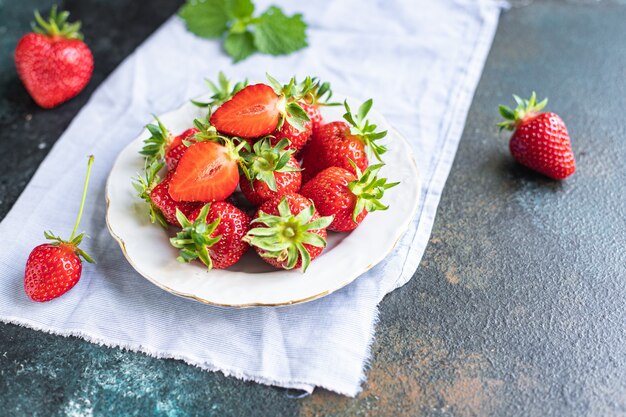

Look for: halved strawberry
[168,141,243,202]
[210,84,281,138]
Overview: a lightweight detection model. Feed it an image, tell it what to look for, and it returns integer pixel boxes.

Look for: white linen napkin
[0,0,503,396]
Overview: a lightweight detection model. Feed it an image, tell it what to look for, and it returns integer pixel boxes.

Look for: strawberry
[498,92,576,180]
[15,6,93,109]
[244,193,333,272]
[300,99,387,183]
[240,138,302,206]
[24,156,95,302]
[166,128,199,171]
[210,74,311,140]
[270,117,313,152]
[301,163,399,232]
[170,202,251,270]
[168,140,246,202]
[299,79,338,132]
[133,162,200,227]
[210,84,282,138]
[299,102,323,131]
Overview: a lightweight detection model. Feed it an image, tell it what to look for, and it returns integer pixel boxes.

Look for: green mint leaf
[253,6,307,56]
[224,31,257,62]
[226,0,254,19]
[179,0,230,39]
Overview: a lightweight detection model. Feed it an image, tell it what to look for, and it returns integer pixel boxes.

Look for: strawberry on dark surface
[300,99,387,183]
[498,92,576,180]
[171,202,251,270]
[301,163,399,232]
[244,193,333,272]
[14,6,93,109]
[240,138,302,206]
[24,156,95,302]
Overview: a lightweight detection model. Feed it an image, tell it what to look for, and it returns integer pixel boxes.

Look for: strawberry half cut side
[168,140,245,202]
[210,84,281,138]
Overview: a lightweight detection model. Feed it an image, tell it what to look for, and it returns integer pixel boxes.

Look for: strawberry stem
[70,155,95,241]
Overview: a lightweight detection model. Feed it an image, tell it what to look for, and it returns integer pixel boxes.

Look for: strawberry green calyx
[32,5,84,40]
[191,117,251,156]
[45,155,95,263]
[265,73,311,132]
[348,162,400,223]
[303,78,340,107]
[191,72,249,110]
[132,159,167,227]
[343,99,388,162]
[244,198,333,272]
[139,116,170,166]
[241,138,299,191]
[498,92,548,131]
[170,204,221,270]
[190,117,230,145]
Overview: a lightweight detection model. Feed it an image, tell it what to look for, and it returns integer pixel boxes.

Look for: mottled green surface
[1,1,626,416]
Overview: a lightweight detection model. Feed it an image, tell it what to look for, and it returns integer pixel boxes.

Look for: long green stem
[70,155,95,241]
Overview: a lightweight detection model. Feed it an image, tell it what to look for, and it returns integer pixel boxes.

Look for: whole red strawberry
[244,193,333,272]
[498,92,576,180]
[15,6,93,109]
[300,99,387,183]
[24,156,95,302]
[301,163,398,232]
[270,118,313,152]
[298,79,338,133]
[299,102,323,131]
[133,162,200,227]
[240,138,302,206]
[171,202,251,270]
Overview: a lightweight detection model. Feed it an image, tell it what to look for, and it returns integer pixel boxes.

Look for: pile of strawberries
[133,74,398,272]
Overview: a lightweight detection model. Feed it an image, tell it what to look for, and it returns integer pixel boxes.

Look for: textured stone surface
[1,1,625,416]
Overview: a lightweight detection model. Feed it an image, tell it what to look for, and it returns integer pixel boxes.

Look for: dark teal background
[1,1,625,416]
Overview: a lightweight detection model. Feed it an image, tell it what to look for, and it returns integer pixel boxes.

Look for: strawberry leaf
[226,0,254,19]
[253,6,307,56]
[179,0,230,39]
[224,31,257,62]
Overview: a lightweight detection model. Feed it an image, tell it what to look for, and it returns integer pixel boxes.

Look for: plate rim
[105,98,421,308]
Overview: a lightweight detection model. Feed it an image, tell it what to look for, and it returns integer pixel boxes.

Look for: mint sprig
[179,0,308,63]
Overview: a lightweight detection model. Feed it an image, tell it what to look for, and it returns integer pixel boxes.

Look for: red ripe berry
[270,118,313,152]
[166,128,199,171]
[171,202,251,270]
[301,164,398,232]
[150,172,200,227]
[299,102,324,131]
[240,138,302,206]
[24,156,95,302]
[244,193,333,272]
[133,163,200,227]
[498,93,576,180]
[300,99,387,183]
[14,6,93,109]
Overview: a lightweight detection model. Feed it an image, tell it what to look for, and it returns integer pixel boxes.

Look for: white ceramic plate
[106,94,421,307]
